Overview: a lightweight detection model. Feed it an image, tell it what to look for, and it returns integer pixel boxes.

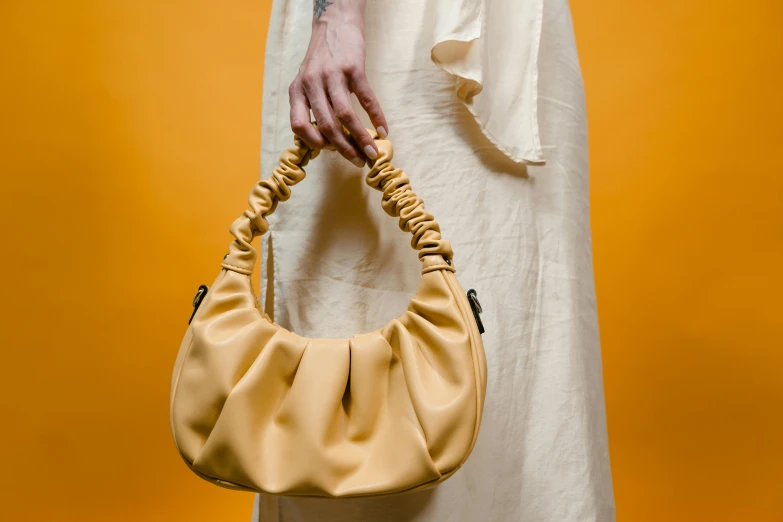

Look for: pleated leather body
[170,130,487,498]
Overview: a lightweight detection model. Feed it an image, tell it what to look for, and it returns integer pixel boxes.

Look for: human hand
[288,0,388,168]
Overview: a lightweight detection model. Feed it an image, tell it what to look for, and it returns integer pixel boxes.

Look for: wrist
[312,0,366,26]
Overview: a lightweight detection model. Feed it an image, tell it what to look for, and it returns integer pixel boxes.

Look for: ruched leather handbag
[169,129,487,498]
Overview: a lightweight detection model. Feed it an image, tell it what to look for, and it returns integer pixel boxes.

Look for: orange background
[1,1,781,521]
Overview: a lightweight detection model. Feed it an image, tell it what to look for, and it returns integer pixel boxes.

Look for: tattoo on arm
[314,0,333,20]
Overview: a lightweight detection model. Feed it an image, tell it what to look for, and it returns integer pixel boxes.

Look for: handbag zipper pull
[189,285,209,324]
[467,289,485,334]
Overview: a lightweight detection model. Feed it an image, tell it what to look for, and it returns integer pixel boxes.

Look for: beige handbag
[169,130,487,498]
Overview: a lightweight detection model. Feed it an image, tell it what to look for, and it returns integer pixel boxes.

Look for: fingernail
[351,157,365,168]
[363,144,378,160]
[324,145,336,151]
[377,126,388,138]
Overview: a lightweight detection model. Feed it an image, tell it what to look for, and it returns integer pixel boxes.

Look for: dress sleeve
[429,0,546,165]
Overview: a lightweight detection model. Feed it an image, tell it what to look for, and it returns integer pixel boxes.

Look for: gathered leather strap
[221,130,454,275]
[365,130,454,266]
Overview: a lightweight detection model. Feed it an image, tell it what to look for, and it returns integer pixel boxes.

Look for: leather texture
[169,130,487,498]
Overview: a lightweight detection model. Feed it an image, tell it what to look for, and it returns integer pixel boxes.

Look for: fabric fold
[429,0,546,165]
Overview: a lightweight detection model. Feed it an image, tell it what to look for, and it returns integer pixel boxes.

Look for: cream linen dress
[252,0,615,520]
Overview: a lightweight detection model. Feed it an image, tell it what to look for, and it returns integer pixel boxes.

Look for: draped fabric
[252,0,616,520]
[429,0,545,164]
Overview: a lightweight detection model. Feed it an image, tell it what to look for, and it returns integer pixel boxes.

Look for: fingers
[326,75,378,161]
[289,66,387,167]
[288,81,327,150]
[303,73,366,167]
[349,70,388,139]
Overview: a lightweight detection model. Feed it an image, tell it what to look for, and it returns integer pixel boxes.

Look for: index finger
[327,76,378,160]
[349,70,388,139]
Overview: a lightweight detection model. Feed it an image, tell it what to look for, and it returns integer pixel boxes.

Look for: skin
[289,0,388,168]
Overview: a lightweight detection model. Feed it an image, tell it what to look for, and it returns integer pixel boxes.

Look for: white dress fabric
[252,0,615,520]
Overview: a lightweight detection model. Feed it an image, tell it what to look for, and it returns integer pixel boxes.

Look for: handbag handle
[220,128,454,276]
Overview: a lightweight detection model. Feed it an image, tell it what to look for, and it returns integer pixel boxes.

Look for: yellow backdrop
[1,1,780,521]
